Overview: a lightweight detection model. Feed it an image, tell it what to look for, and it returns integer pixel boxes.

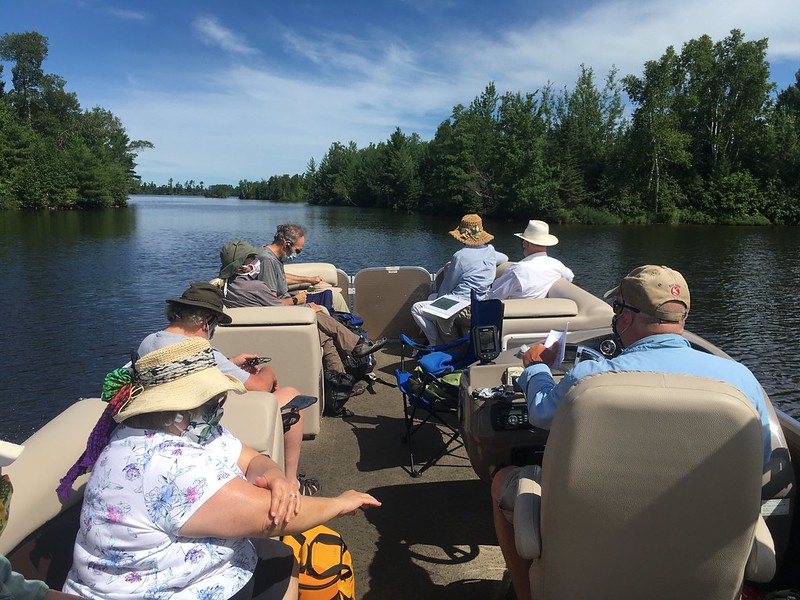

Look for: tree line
[3,29,800,223]
[294,29,799,224]
[0,31,152,210]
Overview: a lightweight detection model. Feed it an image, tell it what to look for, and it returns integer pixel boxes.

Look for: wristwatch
[292,296,299,305]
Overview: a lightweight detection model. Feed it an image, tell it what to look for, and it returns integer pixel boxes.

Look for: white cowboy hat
[514,220,559,246]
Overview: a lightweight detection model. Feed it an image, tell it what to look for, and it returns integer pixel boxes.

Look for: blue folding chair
[395,293,504,477]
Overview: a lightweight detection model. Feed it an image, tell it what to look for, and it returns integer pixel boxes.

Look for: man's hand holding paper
[522,322,569,369]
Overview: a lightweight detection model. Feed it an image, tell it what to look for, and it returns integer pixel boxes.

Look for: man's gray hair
[273,224,306,244]
[165,303,216,326]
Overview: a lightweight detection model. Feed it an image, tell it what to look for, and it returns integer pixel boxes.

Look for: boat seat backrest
[501,277,613,341]
[353,266,432,340]
[285,262,339,292]
[215,306,323,437]
[525,371,766,600]
[221,391,285,470]
[1,398,105,556]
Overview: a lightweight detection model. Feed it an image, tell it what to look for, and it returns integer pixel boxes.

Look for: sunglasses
[285,240,302,254]
[612,299,640,315]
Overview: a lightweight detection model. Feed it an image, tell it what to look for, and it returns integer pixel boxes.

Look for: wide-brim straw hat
[167,282,232,324]
[114,337,245,423]
[449,214,494,246]
[0,440,24,467]
[514,220,559,246]
[219,239,261,280]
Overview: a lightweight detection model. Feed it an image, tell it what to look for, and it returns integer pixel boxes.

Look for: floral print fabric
[63,425,256,599]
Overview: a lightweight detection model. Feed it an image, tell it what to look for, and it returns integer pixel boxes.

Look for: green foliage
[206,184,235,198]
[297,29,796,225]
[239,174,307,202]
[3,28,798,224]
[0,31,150,210]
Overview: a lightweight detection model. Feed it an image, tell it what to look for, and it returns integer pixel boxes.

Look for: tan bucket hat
[603,265,690,322]
[114,338,245,423]
[449,214,494,246]
[514,220,559,246]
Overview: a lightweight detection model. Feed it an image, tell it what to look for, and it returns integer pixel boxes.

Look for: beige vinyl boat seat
[285,262,340,292]
[215,305,323,437]
[285,262,350,312]
[354,266,432,340]
[513,371,775,600]
[1,392,284,582]
[433,261,612,348]
[501,277,613,348]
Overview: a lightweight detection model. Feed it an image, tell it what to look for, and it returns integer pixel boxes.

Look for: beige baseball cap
[603,265,690,322]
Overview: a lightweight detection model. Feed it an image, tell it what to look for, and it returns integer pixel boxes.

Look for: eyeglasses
[611,299,640,315]
[285,241,302,255]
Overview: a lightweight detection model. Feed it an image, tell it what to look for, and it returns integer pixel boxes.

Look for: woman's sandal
[297,476,321,497]
[281,409,301,433]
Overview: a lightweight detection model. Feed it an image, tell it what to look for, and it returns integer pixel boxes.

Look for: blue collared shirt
[518,334,772,463]
[437,244,509,298]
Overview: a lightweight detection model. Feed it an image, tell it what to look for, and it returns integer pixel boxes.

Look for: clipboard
[420,295,470,319]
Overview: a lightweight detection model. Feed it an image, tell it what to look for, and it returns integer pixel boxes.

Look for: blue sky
[4,0,799,186]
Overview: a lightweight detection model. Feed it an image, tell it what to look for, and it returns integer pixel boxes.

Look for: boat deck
[299,345,511,599]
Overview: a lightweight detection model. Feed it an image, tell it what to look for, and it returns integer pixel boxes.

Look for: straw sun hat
[449,214,494,246]
[114,337,246,423]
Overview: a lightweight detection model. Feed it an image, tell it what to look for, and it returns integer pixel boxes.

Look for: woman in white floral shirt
[60,338,380,599]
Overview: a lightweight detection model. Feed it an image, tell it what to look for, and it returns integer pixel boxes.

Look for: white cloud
[113,0,800,183]
[192,16,259,56]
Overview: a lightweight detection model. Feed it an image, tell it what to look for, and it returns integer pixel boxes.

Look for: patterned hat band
[459,224,484,239]
[136,347,217,387]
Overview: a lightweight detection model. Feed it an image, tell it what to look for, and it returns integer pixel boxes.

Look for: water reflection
[0,197,798,442]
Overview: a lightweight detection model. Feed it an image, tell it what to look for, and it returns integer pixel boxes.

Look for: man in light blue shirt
[491,265,772,600]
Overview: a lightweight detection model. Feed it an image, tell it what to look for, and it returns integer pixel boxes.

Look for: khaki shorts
[497,464,542,523]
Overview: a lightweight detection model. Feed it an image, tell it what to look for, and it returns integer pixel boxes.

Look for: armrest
[744,514,776,582]
[285,262,338,290]
[222,305,317,326]
[514,464,543,560]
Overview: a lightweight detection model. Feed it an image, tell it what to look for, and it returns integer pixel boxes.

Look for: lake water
[1,196,799,442]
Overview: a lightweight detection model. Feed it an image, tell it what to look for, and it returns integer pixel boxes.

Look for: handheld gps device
[473,325,500,364]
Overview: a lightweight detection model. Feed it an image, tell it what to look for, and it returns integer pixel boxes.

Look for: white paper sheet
[543,321,569,368]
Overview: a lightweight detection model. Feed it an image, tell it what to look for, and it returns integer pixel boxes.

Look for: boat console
[460,332,621,483]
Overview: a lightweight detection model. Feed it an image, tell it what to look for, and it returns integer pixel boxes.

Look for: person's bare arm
[179,478,380,538]
[285,273,324,286]
[238,444,299,525]
[244,365,278,392]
